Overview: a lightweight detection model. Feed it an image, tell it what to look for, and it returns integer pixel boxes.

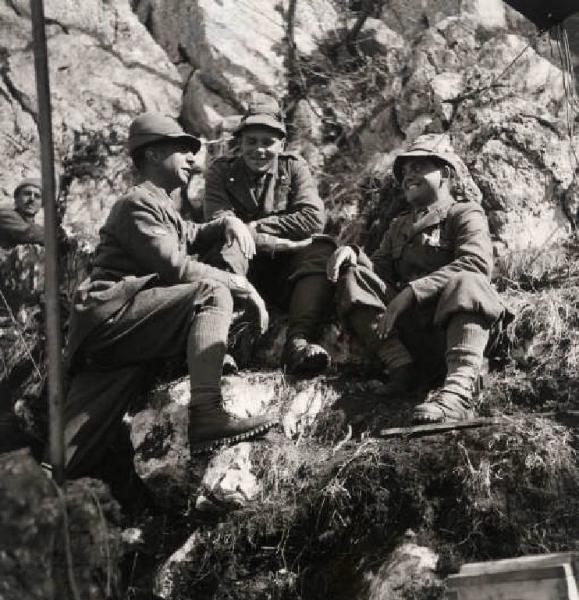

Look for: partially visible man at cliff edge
[60,113,275,512]
[0,178,44,249]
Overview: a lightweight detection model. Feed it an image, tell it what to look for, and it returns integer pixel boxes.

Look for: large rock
[0,449,122,600]
[0,0,182,241]
[129,370,348,510]
[382,15,575,251]
[129,372,284,510]
[365,540,441,600]
[133,0,340,137]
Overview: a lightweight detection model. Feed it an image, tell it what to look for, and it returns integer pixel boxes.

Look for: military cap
[128,112,201,154]
[393,133,463,182]
[14,177,42,197]
[236,93,286,137]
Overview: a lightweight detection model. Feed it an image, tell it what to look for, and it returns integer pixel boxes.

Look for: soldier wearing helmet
[0,178,44,249]
[61,113,275,511]
[203,94,335,377]
[328,134,506,423]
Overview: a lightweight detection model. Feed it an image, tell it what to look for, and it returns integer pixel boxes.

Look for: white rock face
[195,442,260,511]
[365,541,439,600]
[0,0,182,239]
[137,0,340,136]
[130,372,282,508]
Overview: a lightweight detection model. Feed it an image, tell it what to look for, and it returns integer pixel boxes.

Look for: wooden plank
[377,417,506,439]
[376,410,579,440]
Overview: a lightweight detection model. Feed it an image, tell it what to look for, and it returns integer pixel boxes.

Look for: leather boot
[285,274,333,377]
[412,389,475,424]
[189,400,277,454]
[283,336,331,377]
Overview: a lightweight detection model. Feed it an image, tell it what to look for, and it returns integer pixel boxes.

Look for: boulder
[0,0,182,241]
[365,539,441,600]
[0,449,59,600]
[134,0,340,136]
[195,442,260,512]
[129,372,283,509]
[379,0,511,37]
[0,449,121,600]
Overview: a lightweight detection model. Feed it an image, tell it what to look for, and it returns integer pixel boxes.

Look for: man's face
[149,139,199,187]
[239,126,284,174]
[15,185,42,218]
[400,157,445,208]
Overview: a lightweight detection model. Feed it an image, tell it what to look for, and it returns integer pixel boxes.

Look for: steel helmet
[128,113,201,154]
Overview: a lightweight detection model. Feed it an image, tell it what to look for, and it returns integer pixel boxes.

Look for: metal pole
[30,0,65,485]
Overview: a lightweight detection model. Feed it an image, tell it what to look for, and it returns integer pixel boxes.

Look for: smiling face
[147,138,199,189]
[400,157,448,209]
[239,126,284,174]
[15,184,42,219]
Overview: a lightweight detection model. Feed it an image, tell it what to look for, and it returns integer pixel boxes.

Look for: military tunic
[203,153,335,344]
[204,152,326,250]
[63,180,236,477]
[336,198,506,378]
[0,208,44,249]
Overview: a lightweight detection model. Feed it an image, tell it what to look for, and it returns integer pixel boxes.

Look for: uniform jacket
[357,198,495,306]
[203,153,325,252]
[67,180,230,361]
[0,208,44,249]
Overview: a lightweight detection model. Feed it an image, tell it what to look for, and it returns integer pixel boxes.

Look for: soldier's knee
[195,280,234,314]
[447,271,487,289]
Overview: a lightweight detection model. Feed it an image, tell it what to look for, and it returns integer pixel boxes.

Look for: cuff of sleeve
[408,278,431,305]
[253,232,277,252]
[352,246,373,269]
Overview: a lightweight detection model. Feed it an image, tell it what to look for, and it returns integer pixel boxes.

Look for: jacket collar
[225,156,279,213]
[409,196,454,236]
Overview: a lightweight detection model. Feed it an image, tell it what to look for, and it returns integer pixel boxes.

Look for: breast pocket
[420,225,450,250]
[272,183,290,213]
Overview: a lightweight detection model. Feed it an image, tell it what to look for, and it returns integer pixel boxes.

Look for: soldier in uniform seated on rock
[203,95,335,376]
[327,134,506,423]
[0,178,44,249]
[62,113,276,499]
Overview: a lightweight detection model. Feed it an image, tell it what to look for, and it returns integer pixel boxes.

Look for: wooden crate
[446,553,578,600]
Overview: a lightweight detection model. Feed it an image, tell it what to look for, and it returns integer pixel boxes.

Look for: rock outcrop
[0,0,182,240]
[133,0,341,137]
[0,449,122,600]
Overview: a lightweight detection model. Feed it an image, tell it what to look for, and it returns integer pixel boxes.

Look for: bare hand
[227,274,269,334]
[327,246,357,282]
[377,287,415,338]
[223,216,256,259]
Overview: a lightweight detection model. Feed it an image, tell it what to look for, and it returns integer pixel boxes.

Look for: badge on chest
[421,225,441,246]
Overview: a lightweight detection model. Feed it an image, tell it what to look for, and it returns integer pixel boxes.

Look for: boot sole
[190,419,278,455]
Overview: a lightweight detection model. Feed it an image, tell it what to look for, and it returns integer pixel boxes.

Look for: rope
[86,486,114,599]
[49,479,83,600]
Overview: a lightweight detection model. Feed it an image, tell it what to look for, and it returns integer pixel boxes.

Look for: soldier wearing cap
[203,95,335,376]
[61,112,275,507]
[327,134,505,423]
[0,178,44,249]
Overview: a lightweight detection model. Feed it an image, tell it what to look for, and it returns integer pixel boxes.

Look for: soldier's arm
[409,203,493,305]
[203,160,237,221]
[368,225,399,285]
[118,196,239,289]
[250,157,326,243]
[0,210,44,246]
